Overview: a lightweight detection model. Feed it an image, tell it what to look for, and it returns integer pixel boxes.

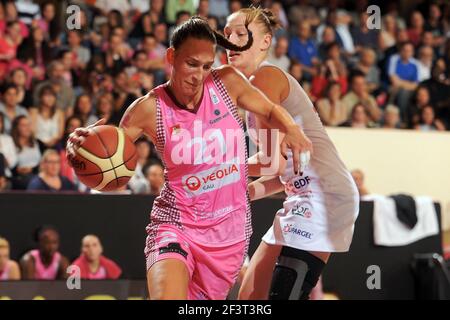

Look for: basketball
[70,125,137,191]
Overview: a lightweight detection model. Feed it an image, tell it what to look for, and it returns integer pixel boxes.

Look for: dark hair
[171,16,253,52]
[1,83,17,95]
[325,41,340,54]
[38,84,57,116]
[324,80,341,97]
[133,49,147,60]
[33,225,59,243]
[349,70,366,83]
[11,115,35,151]
[176,10,192,22]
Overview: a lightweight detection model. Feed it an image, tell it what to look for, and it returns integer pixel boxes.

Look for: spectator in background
[166,0,196,25]
[316,81,347,126]
[415,105,446,131]
[380,14,398,51]
[7,68,33,109]
[0,237,21,280]
[408,86,432,128]
[73,94,98,127]
[104,31,133,75]
[288,21,319,80]
[67,30,91,71]
[425,3,446,49]
[20,225,70,280]
[209,0,230,25]
[267,37,290,72]
[270,2,289,36]
[0,112,17,177]
[228,0,242,14]
[407,11,425,47]
[57,115,87,192]
[153,22,169,47]
[95,93,116,125]
[0,84,28,134]
[317,25,338,61]
[355,47,380,94]
[95,0,131,17]
[351,12,380,52]
[0,21,23,80]
[3,1,28,36]
[197,0,210,19]
[11,115,41,190]
[27,149,76,192]
[388,42,419,121]
[33,1,60,45]
[340,103,373,128]
[128,137,153,194]
[311,41,348,99]
[140,34,166,85]
[316,8,355,56]
[32,61,75,117]
[29,85,64,150]
[288,60,303,84]
[145,162,164,196]
[168,10,191,39]
[417,45,434,82]
[342,71,382,122]
[16,26,53,82]
[72,234,122,280]
[288,0,320,29]
[351,169,369,197]
[382,104,401,129]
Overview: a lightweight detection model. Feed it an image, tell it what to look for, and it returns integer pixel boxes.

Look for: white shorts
[262,172,359,253]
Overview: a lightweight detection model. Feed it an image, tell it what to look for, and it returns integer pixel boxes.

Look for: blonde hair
[0,237,10,250]
[39,149,60,172]
[237,7,281,36]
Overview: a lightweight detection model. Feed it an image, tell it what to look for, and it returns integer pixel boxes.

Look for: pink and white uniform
[145,69,251,300]
[30,249,61,280]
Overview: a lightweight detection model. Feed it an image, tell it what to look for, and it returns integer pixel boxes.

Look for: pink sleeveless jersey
[147,70,251,247]
[30,249,61,280]
[0,260,11,280]
[88,266,107,280]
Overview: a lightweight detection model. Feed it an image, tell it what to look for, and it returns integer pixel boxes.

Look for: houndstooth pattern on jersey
[211,69,252,275]
[145,91,183,268]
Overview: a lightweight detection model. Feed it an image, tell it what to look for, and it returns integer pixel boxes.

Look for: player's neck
[166,81,203,112]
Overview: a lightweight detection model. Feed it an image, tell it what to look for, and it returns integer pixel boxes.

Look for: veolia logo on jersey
[182,157,241,197]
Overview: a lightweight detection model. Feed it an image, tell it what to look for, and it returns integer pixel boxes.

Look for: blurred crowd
[0,0,449,193]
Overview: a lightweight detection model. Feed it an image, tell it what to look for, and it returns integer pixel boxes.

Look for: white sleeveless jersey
[246,62,359,252]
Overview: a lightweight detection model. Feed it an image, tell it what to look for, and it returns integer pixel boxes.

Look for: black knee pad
[269,247,326,300]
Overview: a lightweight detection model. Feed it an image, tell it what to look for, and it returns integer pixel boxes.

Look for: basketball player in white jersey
[225,8,360,300]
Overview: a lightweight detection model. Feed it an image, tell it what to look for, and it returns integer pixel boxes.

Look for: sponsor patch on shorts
[159,242,188,258]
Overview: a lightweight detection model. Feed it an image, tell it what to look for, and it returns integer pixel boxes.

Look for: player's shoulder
[253,64,287,83]
[130,91,158,115]
[214,65,247,83]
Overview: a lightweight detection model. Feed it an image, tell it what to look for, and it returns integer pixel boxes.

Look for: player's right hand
[66,118,106,160]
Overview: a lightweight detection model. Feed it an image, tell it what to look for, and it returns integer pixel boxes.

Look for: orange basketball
[70,125,137,191]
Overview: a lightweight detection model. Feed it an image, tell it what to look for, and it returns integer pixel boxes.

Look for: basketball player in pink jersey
[225,8,359,300]
[68,17,312,300]
[20,226,70,280]
[0,237,21,280]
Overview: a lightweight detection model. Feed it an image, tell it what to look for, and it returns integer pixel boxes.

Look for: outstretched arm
[249,176,285,201]
[219,65,312,175]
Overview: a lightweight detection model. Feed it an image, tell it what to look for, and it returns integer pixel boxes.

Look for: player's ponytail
[171,16,253,52]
